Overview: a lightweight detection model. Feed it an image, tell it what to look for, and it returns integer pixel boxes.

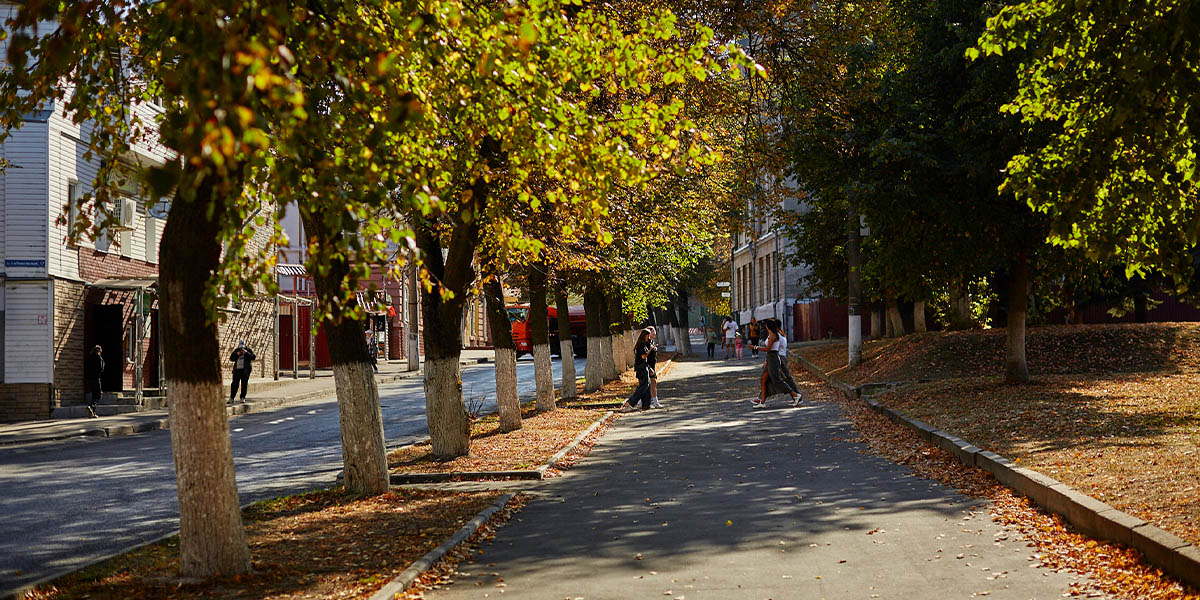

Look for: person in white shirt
[722,317,739,359]
[752,318,801,408]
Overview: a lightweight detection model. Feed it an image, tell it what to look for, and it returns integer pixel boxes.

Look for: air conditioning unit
[114,198,138,231]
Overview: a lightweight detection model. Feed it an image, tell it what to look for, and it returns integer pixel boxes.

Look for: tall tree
[975,0,1199,288]
[484,277,523,432]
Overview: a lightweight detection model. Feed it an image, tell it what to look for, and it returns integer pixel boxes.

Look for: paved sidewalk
[0,352,494,446]
[425,358,1091,600]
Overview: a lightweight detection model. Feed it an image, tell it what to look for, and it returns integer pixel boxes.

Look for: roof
[87,277,158,291]
[276,264,308,277]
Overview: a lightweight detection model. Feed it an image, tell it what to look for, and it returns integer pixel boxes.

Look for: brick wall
[0,384,53,421]
[217,298,276,381]
[52,279,87,407]
[79,248,158,281]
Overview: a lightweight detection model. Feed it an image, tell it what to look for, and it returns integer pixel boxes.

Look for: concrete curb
[843,380,1200,590]
[368,493,516,600]
[386,410,616,484]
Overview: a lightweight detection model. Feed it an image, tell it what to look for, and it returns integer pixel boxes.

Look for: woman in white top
[752,318,801,408]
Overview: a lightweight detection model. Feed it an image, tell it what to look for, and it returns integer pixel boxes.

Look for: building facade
[0,10,276,419]
[730,192,811,339]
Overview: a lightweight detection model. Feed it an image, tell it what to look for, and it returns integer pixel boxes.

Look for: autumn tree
[395,1,739,458]
[0,0,321,577]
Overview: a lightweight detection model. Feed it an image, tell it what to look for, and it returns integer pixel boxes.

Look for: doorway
[92,304,124,393]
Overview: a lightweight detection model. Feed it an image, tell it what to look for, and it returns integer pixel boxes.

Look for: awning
[276,264,307,277]
[87,277,158,291]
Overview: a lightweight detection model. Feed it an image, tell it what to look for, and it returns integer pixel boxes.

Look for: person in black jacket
[84,345,104,418]
[228,340,256,404]
[621,328,657,411]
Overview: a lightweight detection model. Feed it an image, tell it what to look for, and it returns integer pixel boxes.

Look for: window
[145,217,158,264]
[67,182,79,247]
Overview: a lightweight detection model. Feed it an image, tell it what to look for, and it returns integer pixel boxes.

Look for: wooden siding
[4,282,52,383]
[3,121,50,280]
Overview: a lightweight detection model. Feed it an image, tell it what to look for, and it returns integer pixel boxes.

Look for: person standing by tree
[228,341,256,404]
[722,316,739,359]
[84,345,104,419]
[753,319,801,409]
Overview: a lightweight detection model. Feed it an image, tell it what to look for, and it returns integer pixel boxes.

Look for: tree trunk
[1134,293,1148,323]
[607,291,626,373]
[675,287,692,355]
[159,174,250,578]
[1005,254,1031,384]
[600,286,619,380]
[949,279,973,330]
[303,212,389,496]
[555,285,577,400]
[913,300,927,333]
[885,297,905,338]
[415,136,498,459]
[583,283,606,392]
[528,265,555,412]
[484,279,522,432]
[870,306,882,339]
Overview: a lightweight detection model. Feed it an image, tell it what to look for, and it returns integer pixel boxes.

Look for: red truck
[508,304,588,357]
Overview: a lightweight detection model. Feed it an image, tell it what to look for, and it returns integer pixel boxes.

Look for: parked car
[508,304,587,357]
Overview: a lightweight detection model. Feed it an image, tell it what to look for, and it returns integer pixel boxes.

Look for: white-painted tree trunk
[331,361,389,495]
[674,326,688,355]
[533,343,555,412]
[913,300,927,333]
[627,329,637,367]
[493,347,522,431]
[425,356,470,458]
[585,336,605,392]
[601,335,618,381]
[168,380,250,578]
[559,339,577,399]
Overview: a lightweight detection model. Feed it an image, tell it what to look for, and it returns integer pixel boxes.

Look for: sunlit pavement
[425,357,1088,600]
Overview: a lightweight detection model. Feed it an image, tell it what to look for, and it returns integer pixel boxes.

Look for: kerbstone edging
[383,410,615,485]
[854,387,1200,590]
[368,493,516,600]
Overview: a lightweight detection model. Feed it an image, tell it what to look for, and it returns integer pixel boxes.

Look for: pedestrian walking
[748,317,760,358]
[647,330,662,409]
[704,327,718,358]
[621,327,657,411]
[84,345,104,419]
[228,341,256,404]
[752,318,801,409]
[722,316,738,359]
[366,329,379,373]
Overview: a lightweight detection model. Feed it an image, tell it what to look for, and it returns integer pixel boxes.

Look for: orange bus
[507,305,588,358]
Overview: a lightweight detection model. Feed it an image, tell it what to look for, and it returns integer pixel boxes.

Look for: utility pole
[406,253,420,372]
[847,199,863,368]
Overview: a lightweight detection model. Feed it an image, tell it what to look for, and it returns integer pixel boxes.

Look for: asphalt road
[0,355,586,596]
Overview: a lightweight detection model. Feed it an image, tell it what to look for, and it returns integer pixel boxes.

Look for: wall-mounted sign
[5,259,46,268]
[720,292,731,298]
[716,281,730,288]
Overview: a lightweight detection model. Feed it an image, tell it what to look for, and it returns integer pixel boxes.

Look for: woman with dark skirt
[621,327,657,411]
[752,318,801,409]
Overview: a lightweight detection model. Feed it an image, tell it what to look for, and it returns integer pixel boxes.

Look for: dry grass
[26,488,502,600]
[879,374,1200,547]
[387,405,612,474]
[798,323,1200,385]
